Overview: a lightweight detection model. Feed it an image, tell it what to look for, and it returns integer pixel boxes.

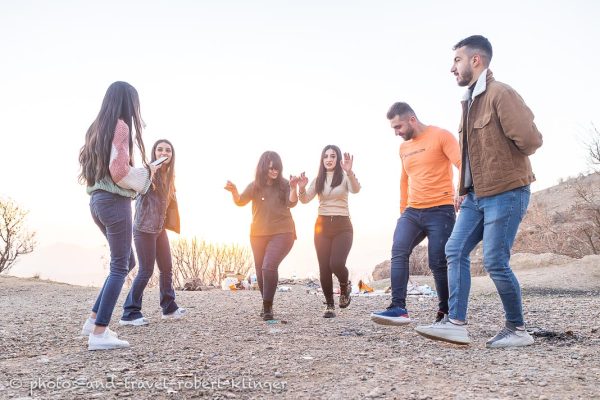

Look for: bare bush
[515,175,600,258]
[170,237,254,289]
[571,179,600,255]
[409,244,430,275]
[0,197,36,274]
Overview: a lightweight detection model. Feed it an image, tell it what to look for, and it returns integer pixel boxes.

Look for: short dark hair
[386,102,416,120]
[453,35,493,66]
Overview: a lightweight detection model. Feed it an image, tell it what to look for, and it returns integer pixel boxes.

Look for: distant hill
[9,242,107,287]
[371,172,600,280]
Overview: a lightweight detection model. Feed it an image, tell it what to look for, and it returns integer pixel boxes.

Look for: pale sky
[2,0,599,286]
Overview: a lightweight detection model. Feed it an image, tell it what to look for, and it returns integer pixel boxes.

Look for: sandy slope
[0,257,599,400]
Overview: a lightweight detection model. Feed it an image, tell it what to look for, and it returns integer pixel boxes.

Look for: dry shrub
[170,237,253,289]
[125,237,254,289]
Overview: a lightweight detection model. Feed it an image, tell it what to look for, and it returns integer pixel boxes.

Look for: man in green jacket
[415,35,543,348]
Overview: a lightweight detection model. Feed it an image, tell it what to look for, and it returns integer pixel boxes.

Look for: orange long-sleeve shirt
[400,126,461,213]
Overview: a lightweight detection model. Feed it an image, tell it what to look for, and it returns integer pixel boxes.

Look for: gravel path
[0,268,599,400]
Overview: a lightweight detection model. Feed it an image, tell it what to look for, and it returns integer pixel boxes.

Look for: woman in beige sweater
[292,145,361,318]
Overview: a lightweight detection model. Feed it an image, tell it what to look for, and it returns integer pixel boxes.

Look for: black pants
[314,215,353,303]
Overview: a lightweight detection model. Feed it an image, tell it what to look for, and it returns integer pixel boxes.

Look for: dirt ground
[1,257,599,400]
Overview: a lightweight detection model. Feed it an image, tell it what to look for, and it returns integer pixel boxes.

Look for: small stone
[274,371,283,378]
[538,381,548,387]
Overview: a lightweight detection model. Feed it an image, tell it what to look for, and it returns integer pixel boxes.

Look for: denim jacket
[134,181,172,234]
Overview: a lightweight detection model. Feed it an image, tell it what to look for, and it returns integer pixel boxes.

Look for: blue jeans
[446,185,530,328]
[121,229,179,320]
[390,205,455,313]
[90,191,136,327]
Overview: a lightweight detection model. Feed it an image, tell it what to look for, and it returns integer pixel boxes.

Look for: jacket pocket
[473,112,492,129]
[472,112,513,182]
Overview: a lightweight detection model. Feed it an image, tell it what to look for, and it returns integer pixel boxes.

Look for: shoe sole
[370,314,411,326]
[81,329,118,338]
[118,320,149,326]
[88,343,130,351]
[485,339,534,348]
[414,329,471,345]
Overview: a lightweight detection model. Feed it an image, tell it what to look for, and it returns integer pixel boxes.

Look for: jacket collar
[461,69,492,101]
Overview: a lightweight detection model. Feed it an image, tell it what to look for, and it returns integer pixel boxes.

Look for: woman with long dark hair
[120,139,185,327]
[78,81,157,350]
[224,151,297,321]
[295,145,360,318]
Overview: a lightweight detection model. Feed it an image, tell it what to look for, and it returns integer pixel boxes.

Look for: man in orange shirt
[371,102,461,326]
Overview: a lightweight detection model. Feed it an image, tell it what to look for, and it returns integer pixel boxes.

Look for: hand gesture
[341,152,354,173]
[224,180,238,193]
[149,162,161,180]
[289,175,300,189]
[298,172,309,190]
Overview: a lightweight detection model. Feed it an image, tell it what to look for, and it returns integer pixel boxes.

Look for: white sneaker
[415,316,471,345]
[162,308,187,320]
[88,330,130,351]
[119,317,149,326]
[81,318,118,337]
[486,327,534,348]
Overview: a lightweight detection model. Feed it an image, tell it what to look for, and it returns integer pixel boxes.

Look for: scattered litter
[266,319,288,324]
[304,280,320,289]
[220,271,256,290]
[355,289,388,297]
[528,327,579,342]
[407,283,436,296]
[277,286,291,292]
[358,279,374,293]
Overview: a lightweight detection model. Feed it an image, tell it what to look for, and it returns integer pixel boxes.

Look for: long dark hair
[254,151,287,202]
[315,145,343,195]
[78,81,147,186]
[151,139,176,200]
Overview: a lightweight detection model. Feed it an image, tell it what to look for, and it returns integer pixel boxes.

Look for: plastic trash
[221,276,239,290]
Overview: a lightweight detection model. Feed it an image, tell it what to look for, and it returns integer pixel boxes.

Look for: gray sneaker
[486,327,534,348]
[415,315,471,345]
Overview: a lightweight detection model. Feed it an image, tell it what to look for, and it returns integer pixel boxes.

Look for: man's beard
[457,68,473,87]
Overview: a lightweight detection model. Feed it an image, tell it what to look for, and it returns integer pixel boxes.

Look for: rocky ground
[1,256,599,400]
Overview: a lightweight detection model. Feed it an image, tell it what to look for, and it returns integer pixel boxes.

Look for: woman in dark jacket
[224,151,297,321]
[120,139,186,325]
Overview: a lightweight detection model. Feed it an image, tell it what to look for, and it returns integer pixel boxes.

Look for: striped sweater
[86,119,151,198]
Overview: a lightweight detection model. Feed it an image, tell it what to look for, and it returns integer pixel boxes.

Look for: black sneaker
[339,281,352,308]
[323,303,336,318]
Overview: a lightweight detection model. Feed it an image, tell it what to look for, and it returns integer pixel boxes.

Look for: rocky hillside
[371,172,600,280]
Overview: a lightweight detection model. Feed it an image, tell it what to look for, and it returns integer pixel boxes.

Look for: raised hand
[289,175,300,189]
[298,172,309,189]
[224,180,237,193]
[341,152,354,173]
